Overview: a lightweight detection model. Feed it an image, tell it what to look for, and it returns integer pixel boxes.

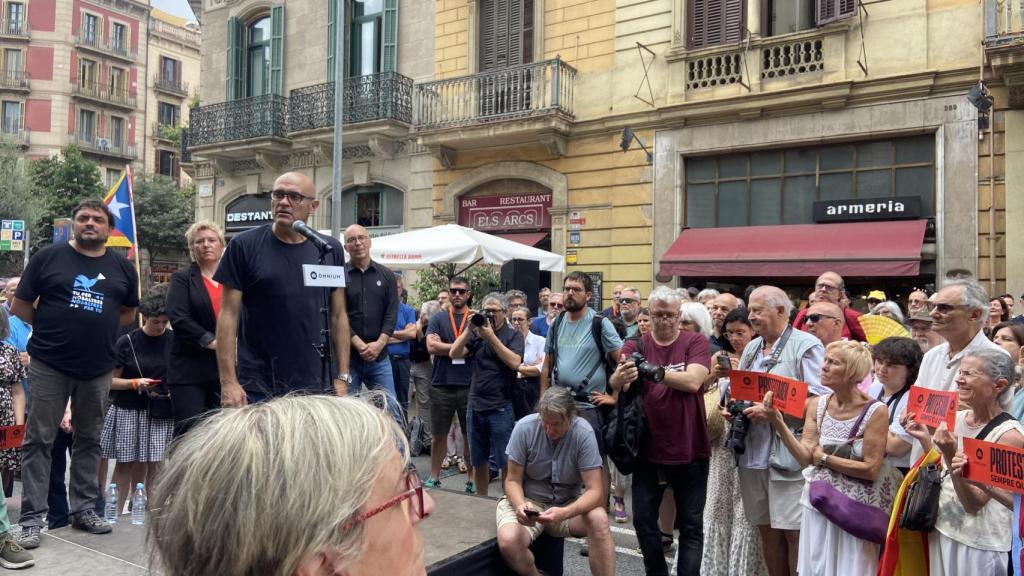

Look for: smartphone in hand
[524,509,541,517]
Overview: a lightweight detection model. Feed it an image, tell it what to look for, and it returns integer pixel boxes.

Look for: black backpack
[547,311,616,398]
[603,336,647,475]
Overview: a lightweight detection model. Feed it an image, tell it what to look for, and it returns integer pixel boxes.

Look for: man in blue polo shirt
[387,277,418,425]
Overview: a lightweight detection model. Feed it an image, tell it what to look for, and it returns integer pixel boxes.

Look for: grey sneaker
[72,510,112,535]
[16,526,40,550]
[0,532,34,569]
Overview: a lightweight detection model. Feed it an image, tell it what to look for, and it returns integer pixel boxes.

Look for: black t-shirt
[467,324,525,411]
[16,242,139,379]
[112,328,172,410]
[427,309,474,387]
[214,225,345,396]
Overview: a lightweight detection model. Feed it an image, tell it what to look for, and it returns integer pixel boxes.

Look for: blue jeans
[389,355,411,417]
[467,403,514,469]
[349,355,402,425]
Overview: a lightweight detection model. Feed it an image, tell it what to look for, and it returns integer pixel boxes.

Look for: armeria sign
[812,196,922,223]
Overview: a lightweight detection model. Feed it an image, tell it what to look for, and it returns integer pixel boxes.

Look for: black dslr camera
[470,311,495,328]
[725,400,755,454]
[629,352,665,383]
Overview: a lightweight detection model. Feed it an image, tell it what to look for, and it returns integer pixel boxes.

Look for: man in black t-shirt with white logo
[12,199,139,549]
[215,171,352,405]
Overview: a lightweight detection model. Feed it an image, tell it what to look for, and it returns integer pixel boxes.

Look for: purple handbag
[807,400,889,545]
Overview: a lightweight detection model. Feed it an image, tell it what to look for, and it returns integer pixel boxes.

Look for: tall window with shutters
[688,0,855,49]
[226,6,285,100]
[688,0,744,49]
[326,0,398,82]
[478,0,534,117]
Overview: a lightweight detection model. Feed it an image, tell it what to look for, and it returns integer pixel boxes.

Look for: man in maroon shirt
[609,286,711,576]
[793,271,866,341]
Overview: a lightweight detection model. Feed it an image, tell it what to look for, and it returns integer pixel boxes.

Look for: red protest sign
[0,425,24,450]
[728,370,809,419]
[906,386,958,430]
[964,437,1024,495]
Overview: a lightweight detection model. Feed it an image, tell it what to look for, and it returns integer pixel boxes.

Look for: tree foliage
[0,140,46,276]
[411,263,501,309]
[133,175,195,259]
[30,145,105,247]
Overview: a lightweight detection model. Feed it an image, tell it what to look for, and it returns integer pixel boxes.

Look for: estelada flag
[103,167,137,250]
[877,447,942,576]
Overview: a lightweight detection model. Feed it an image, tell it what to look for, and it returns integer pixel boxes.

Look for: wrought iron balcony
[187,94,289,148]
[289,72,414,133]
[0,18,29,38]
[74,30,137,61]
[70,133,137,159]
[180,129,192,164]
[71,79,137,110]
[154,74,189,98]
[414,58,576,130]
[153,123,181,142]
[0,70,29,91]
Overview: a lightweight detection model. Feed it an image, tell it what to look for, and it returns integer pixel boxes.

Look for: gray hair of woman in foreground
[148,393,409,576]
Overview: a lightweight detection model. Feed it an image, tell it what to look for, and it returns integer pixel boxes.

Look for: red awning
[495,232,549,247]
[659,220,928,278]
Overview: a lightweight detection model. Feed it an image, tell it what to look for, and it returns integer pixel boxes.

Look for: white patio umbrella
[365,224,565,273]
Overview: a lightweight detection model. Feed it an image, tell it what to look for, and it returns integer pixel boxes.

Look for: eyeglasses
[815,283,840,293]
[345,235,370,245]
[651,313,679,322]
[563,286,586,294]
[926,302,964,314]
[549,302,564,309]
[957,368,987,379]
[618,298,638,305]
[805,313,838,324]
[339,465,426,532]
[271,190,315,204]
[449,288,468,295]
[510,317,528,323]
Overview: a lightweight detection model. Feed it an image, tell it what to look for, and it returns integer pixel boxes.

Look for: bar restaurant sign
[458,194,552,232]
[813,196,922,223]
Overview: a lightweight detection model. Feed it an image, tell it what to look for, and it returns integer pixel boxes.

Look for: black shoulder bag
[899,411,1014,532]
[127,334,174,420]
[603,336,647,475]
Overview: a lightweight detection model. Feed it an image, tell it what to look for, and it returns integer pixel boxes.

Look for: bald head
[274,171,315,196]
[709,293,739,333]
[344,224,372,265]
[813,271,845,304]
[804,301,844,345]
[271,171,319,232]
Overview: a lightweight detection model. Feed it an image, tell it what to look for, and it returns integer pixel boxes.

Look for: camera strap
[745,325,792,372]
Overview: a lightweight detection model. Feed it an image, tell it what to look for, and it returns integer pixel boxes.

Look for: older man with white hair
[735,285,826,576]
[906,279,1011,463]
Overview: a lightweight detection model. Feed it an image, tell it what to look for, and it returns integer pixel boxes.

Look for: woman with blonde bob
[764,340,900,576]
[148,394,435,576]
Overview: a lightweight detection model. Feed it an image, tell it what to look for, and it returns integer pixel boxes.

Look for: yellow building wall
[978,87,1007,295]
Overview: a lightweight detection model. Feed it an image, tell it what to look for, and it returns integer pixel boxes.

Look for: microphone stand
[312,244,335,395]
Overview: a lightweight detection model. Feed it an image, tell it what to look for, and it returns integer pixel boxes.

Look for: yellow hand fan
[858,314,910,345]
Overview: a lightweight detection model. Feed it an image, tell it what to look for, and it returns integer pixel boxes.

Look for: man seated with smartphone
[496,387,614,576]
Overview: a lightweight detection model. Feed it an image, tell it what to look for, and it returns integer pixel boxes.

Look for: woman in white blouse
[512,306,546,419]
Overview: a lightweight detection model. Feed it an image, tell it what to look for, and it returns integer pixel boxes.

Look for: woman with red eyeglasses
[148,394,434,576]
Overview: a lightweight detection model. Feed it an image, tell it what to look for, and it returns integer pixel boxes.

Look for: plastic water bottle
[104,484,118,524]
[130,483,147,526]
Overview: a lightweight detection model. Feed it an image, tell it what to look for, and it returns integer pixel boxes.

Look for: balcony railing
[180,129,191,163]
[985,0,1024,46]
[0,70,29,90]
[0,125,28,146]
[74,30,137,60]
[71,79,138,109]
[414,58,576,130]
[187,94,288,148]
[0,18,29,38]
[149,18,200,45]
[289,72,414,133]
[70,133,137,159]
[153,75,189,97]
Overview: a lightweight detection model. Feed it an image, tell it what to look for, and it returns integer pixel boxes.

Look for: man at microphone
[215,171,351,406]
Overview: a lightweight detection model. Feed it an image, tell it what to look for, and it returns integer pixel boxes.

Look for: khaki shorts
[495,497,574,541]
[737,467,803,530]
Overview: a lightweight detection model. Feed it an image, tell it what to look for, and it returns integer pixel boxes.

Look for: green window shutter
[270,5,285,95]
[381,0,398,72]
[327,0,337,81]
[225,17,244,100]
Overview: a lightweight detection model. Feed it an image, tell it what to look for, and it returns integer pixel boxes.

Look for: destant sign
[458,193,552,232]
[224,193,273,233]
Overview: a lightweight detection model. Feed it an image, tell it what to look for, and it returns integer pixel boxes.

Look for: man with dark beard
[12,200,139,549]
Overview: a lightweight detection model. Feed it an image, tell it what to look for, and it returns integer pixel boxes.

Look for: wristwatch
[819,454,829,467]
[336,373,352,384]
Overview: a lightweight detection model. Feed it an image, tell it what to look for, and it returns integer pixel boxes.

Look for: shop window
[684,134,935,228]
[339,184,404,229]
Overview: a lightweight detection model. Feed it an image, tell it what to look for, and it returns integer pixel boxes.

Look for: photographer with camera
[450,292,525,497]
[608,286,711,576]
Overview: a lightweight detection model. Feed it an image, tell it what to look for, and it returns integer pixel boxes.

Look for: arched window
[246,17,272,97]
[226,7,284,99]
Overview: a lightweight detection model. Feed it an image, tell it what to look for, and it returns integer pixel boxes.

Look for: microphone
[291,220,334,253]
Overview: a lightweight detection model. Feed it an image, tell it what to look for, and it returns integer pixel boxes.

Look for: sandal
[613,497,628,523]
[457,456,468,474]
[441,456,453,470]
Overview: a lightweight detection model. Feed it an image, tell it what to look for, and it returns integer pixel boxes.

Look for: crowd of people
[0,168,1022,575]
